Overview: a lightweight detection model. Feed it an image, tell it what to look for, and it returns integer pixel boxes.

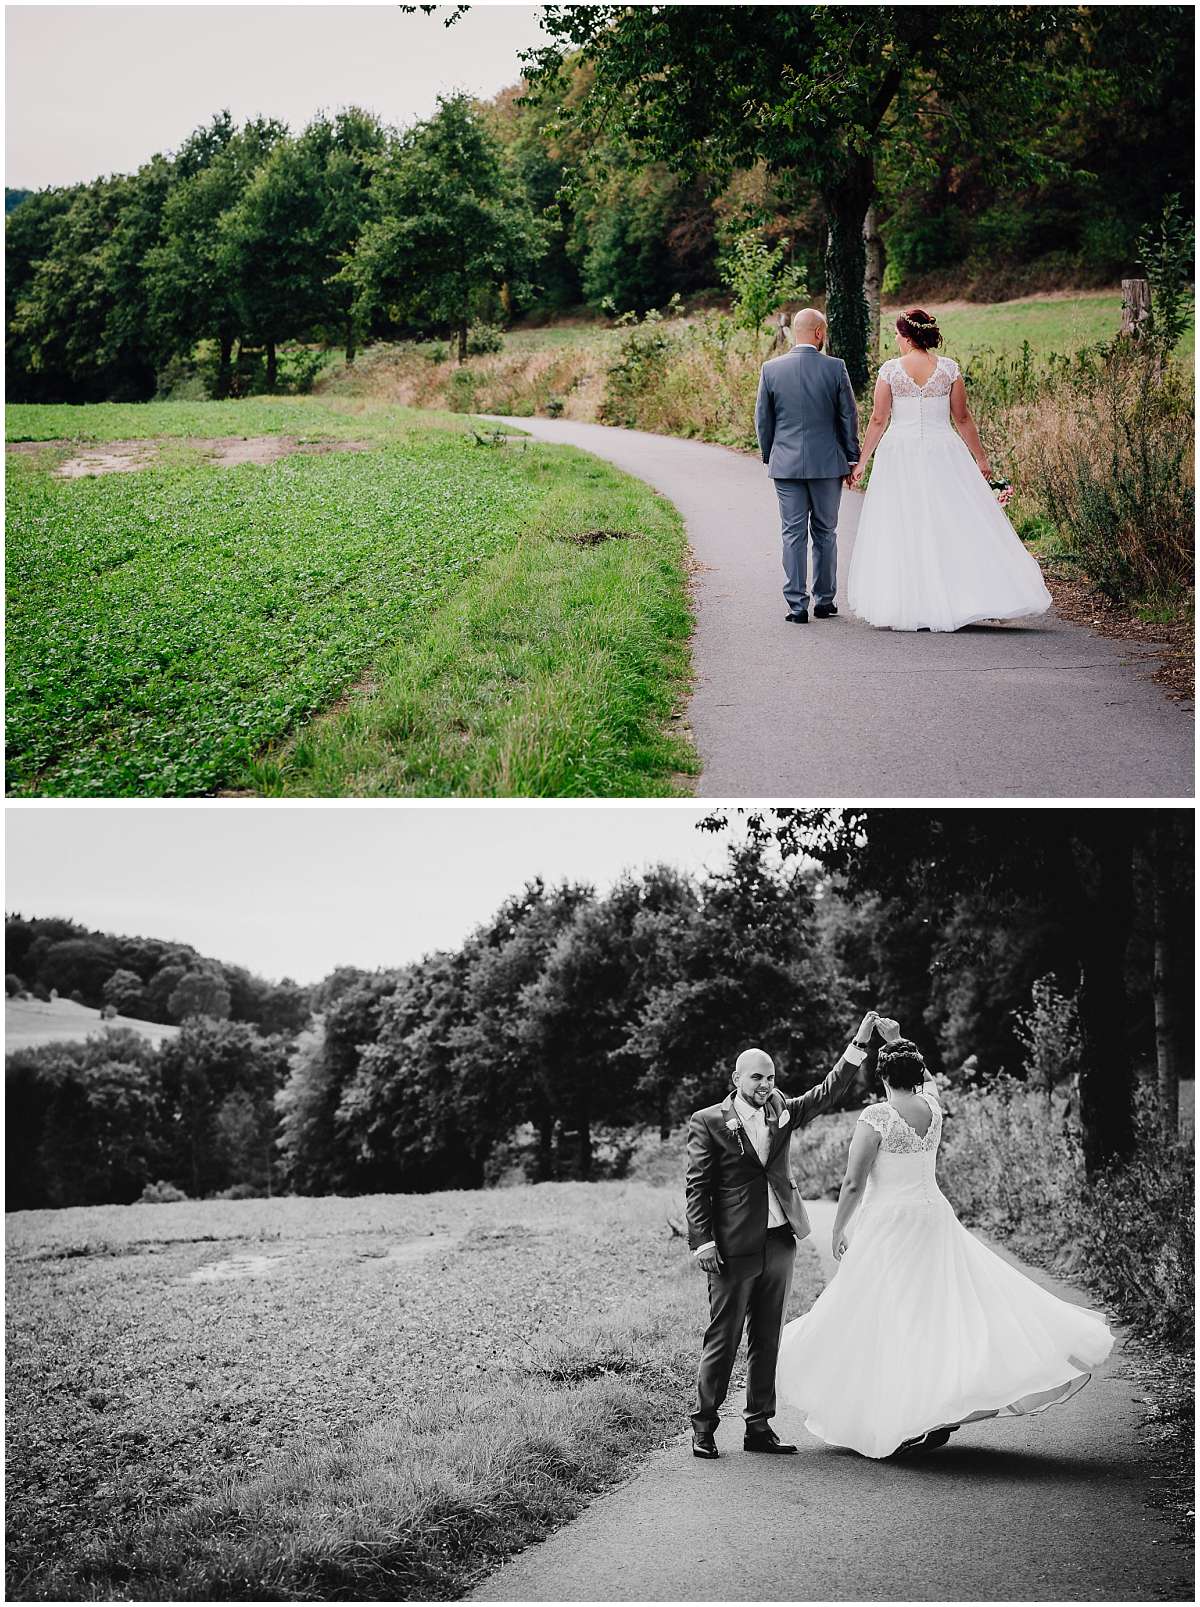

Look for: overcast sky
[6,4,544,190]
[5,806,758,983]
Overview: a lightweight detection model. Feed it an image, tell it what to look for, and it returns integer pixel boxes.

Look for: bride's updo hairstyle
[876,1038,926,1090]
[896,308,942,351]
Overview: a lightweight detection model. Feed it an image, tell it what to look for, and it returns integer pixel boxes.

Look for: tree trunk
[344,317,356,367]
[1074,833,1136,1177]
[1120,278,1151,340]
[216,331,234,400]
[457,319,468,365]
[266,341,277,392]
[577,1109,592,1181]
[863,204,883,373]
[821,156,875,393]
[536,1112,554,1181]
[1151,819,1180,1139]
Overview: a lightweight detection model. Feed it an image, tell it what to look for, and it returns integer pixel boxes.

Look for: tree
[719,228,807,352]
[145,114,286,396]
[102,968,146,1017]
[157,1018,288,1196]
[525,7,1102,390]
[167,969,232,1022]
[346,94,548,362]
[700,809,1185,1175]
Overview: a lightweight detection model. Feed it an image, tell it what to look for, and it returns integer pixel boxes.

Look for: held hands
[853,1009,879,1046]
[848,462,866,491]
[833,1234,849,1262]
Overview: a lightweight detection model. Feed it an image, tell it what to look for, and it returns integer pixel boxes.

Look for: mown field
[5,997,179,1052]
[4,1184,823,1600]
[5,399,695,797]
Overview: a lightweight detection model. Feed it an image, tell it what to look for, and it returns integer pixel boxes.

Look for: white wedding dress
[776,1090,1113,1459]
[845,355,1053,632]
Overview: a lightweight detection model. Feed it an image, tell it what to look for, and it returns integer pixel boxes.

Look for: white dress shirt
[732,1092,787,1228]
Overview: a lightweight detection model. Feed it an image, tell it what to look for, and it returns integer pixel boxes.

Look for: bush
[426,341,450,365]
[545,395,565,418]
[214,1181,268,1200]
[940,1078,1193,1349]
[6,974,24,997]
[466,323,505,356]
[138,1179,189,1205]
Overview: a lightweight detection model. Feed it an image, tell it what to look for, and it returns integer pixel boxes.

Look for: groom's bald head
[792,307,827,347]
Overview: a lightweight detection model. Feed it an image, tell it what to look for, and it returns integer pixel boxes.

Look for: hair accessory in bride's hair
[900,314,938,331]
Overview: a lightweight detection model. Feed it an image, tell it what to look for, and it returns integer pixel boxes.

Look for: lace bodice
[881,355,960,399]
[858,1093,942,1154]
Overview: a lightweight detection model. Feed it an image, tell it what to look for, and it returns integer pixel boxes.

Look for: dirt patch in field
[7,436,372,478]
[189,1252,281,1283]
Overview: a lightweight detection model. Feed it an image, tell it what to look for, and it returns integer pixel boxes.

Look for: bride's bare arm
[832,1122,880,1259]
[949,377,992,477]
[848,374,892,488]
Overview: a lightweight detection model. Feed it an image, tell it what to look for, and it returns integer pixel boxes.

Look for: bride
[845,308,1053,633]
[776,1036,1113,1459]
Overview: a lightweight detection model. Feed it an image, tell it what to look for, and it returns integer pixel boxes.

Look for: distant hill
[6,996,181,1053]
[6,188,32,216]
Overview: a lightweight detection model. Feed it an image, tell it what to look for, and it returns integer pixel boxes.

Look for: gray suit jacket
[684,1045,866,1257]
[755,344,861,480]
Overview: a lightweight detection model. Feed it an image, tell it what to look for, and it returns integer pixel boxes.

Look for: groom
[754,308,861,624]
[685,1012,877,1458]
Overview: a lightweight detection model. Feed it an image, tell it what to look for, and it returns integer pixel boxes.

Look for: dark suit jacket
[685,1048,865,1258]
[754,344,862,480]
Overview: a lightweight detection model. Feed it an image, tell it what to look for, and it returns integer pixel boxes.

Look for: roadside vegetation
[6,399,695,797]
[5,1184,822,1601]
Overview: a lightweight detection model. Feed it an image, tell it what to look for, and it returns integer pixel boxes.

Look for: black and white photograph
[4,806,1194,1600]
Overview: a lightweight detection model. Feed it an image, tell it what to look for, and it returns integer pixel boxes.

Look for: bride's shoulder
[857,1102,892,1135]
[939,353,962,379]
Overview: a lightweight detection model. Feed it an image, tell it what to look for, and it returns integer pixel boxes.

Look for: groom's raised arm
[754,367,775,465]
[787,1043,867,1128]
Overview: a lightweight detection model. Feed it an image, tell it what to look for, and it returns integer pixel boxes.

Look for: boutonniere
[725,1117,741,1133]
[777,1109,791,1129]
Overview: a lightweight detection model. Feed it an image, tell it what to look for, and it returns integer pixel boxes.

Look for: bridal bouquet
[988,476,1014,509]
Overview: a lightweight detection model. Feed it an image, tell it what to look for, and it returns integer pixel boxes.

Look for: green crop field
[5,399,695,797]
[4,1184,822,1600]
[887,292,1195,362]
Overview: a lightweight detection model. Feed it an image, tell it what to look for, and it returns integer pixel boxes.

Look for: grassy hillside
[6,398,695,797]
[5,997,179,1052]
[314,292,1194,421]
[5,1184,822,1599]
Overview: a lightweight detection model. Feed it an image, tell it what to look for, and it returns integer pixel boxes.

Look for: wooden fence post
[1120,278,1151,339]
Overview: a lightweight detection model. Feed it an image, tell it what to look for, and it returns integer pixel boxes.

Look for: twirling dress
[846,356,1053,632]
[775,1092,1113,1459]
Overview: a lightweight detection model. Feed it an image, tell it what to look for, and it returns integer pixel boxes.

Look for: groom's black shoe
[692,1430,719,1459]
[785,610,809,624]
[744,1427,797,1454]
[813,602,839,619]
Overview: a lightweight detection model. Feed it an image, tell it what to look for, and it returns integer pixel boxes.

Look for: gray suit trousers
[774,477,842,613]
[691,1225,796,1434]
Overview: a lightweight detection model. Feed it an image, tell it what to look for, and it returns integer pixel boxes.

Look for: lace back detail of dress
[883,355,959,398]
[858,1095,942,1153]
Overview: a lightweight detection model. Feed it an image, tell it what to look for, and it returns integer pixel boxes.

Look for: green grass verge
[885,293,1195,363]
[5,1185,824,1600]
[6,400,695,797]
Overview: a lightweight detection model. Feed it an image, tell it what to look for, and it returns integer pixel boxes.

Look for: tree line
[6,5,1191,402]
[6,814,1191,1210]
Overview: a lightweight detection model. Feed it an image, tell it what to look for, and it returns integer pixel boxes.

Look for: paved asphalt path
[470,1201,1188,1603]
[489,417,1193,798]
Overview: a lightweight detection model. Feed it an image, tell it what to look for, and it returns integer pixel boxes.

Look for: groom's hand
[697,1247,724,1275]
[853,1009,878,1047]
